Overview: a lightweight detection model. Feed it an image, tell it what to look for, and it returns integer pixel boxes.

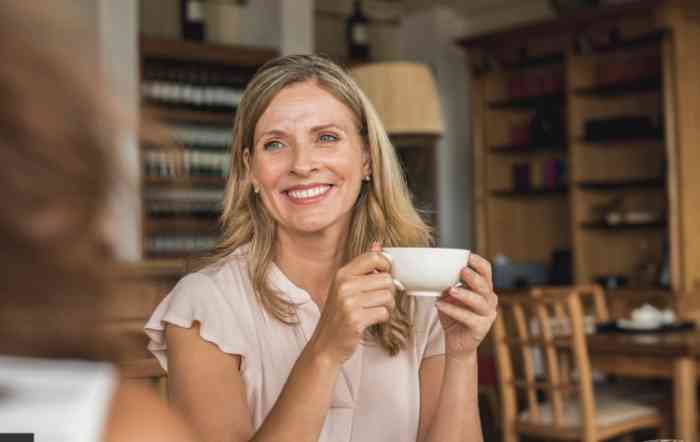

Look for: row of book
[144,149,230,179]
[142,61,247,112]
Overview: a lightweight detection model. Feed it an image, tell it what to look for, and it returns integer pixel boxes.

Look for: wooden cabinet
[139,36,277,261]
[459,0,700,302]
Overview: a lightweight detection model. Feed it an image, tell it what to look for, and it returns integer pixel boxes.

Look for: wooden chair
[493,289,664,442]
[531,284,609,332]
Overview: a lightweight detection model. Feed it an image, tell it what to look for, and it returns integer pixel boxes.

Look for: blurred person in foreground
[0,3,199,441]
[146,54,498,442]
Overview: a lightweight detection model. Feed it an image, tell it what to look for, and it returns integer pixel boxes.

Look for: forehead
[254,81,358,136]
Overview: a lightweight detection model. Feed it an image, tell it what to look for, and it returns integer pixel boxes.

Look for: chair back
[531,284,609,331]
[493,289,597,441]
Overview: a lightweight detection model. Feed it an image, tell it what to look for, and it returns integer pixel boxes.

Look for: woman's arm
[417,253,497,442]
[417,354,482,442]
[167,323,341,442]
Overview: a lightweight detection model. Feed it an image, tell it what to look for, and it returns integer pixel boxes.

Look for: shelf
[488,93,565,111]
[140,36,278,68]
[490,143,567,154]
[573,76,661,98]
[143,105,234,125]
[504,53,565,71]
[580,221,666,230]
[576,177,665,191]
[146,218,221,234]
[491,187,568,198]
[579,133,664,145]
[144,176,227,188]
[586,29,668,55]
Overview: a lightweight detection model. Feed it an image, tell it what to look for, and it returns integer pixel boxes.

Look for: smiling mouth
[285,184,333,202]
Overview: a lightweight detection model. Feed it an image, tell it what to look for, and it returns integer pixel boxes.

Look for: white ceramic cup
[382,247,471,297]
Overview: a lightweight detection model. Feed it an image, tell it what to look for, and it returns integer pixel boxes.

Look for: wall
[96,0,142,260]
[400,7,471,249]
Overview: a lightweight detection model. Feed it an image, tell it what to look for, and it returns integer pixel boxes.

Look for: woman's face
[247,81,370,238]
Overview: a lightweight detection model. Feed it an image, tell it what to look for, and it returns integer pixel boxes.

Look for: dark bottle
[346,0,370,62]
[181,0,206,41]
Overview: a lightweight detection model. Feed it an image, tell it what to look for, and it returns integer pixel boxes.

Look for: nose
[290,144,319,177]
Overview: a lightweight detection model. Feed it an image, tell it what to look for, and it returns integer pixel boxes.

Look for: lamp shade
[349,62,444,136]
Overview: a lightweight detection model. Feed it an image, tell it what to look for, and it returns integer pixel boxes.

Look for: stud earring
[253,186,260,194]
[363,175,371,182]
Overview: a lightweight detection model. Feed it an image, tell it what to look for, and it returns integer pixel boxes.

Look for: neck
[274,226,349,307]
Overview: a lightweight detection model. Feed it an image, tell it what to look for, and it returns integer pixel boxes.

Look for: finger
[346,250,391,276]
[468,253,494,291]
[435,300,481,327]
[362,305,391,327]
[460,266,491,296]
[356,289,396,310]
[342,273,396,295]
[446,287,492,316]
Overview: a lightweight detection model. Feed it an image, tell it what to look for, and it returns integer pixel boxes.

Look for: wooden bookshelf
[140,36,277,261]
[459,0,700,302]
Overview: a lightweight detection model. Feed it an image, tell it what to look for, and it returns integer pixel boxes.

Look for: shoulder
[174,246,254,305]
[104,381,199,442]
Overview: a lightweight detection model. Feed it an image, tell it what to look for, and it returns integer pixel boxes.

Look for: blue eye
[319,133,338,143]
[263,140,284,151]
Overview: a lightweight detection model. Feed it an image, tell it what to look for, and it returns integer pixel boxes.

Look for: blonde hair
[208,54,432,355]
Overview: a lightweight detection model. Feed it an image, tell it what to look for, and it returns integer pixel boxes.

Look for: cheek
[252,159,285,189]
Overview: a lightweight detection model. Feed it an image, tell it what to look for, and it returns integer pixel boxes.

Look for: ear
[243,147,259,187]
[361,145,371,178]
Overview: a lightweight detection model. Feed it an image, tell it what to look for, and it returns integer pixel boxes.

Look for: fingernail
[448,286,458,296]
[371,241,381,252]
[392,278,405,291]
[435,301,446,310]
[381,251,393,263]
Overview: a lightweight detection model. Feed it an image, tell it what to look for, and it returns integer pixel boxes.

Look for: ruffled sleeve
[145,272,255,372]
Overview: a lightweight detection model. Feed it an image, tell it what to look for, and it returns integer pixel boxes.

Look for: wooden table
[588,330,700,442]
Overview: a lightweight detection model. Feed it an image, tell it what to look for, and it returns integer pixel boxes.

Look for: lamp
[349,62,444,136]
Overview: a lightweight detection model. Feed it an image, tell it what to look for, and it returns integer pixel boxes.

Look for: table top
[588,329,700,357]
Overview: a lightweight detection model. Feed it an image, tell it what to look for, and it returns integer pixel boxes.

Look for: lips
[284,184,333,203]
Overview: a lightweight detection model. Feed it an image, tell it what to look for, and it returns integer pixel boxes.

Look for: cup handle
[380,251,405,291]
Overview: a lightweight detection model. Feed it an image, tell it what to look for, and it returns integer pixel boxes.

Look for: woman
[146,54,498,442]
[0,2,198,441]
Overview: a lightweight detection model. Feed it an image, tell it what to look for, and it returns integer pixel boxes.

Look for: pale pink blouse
[145,246,445,442]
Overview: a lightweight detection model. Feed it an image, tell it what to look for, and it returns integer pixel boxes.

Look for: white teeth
[288,185,330,200]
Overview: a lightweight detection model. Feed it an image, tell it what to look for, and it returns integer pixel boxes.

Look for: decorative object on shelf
[346,0,370,63]
[492,255,548,289]
[529,105,566,147]
[181,0,206,41]
[548,248,573,285]
[349,62,444,135]
[583,115,662,142]
[594,274,628,290]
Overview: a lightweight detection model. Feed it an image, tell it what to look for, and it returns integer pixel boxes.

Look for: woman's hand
[309,243,396,366]
[435,253,498,359]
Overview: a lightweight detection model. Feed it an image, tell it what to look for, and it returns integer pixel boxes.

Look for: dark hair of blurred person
[0,2,198,441]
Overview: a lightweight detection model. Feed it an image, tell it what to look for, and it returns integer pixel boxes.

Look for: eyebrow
[256,124,346,141]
